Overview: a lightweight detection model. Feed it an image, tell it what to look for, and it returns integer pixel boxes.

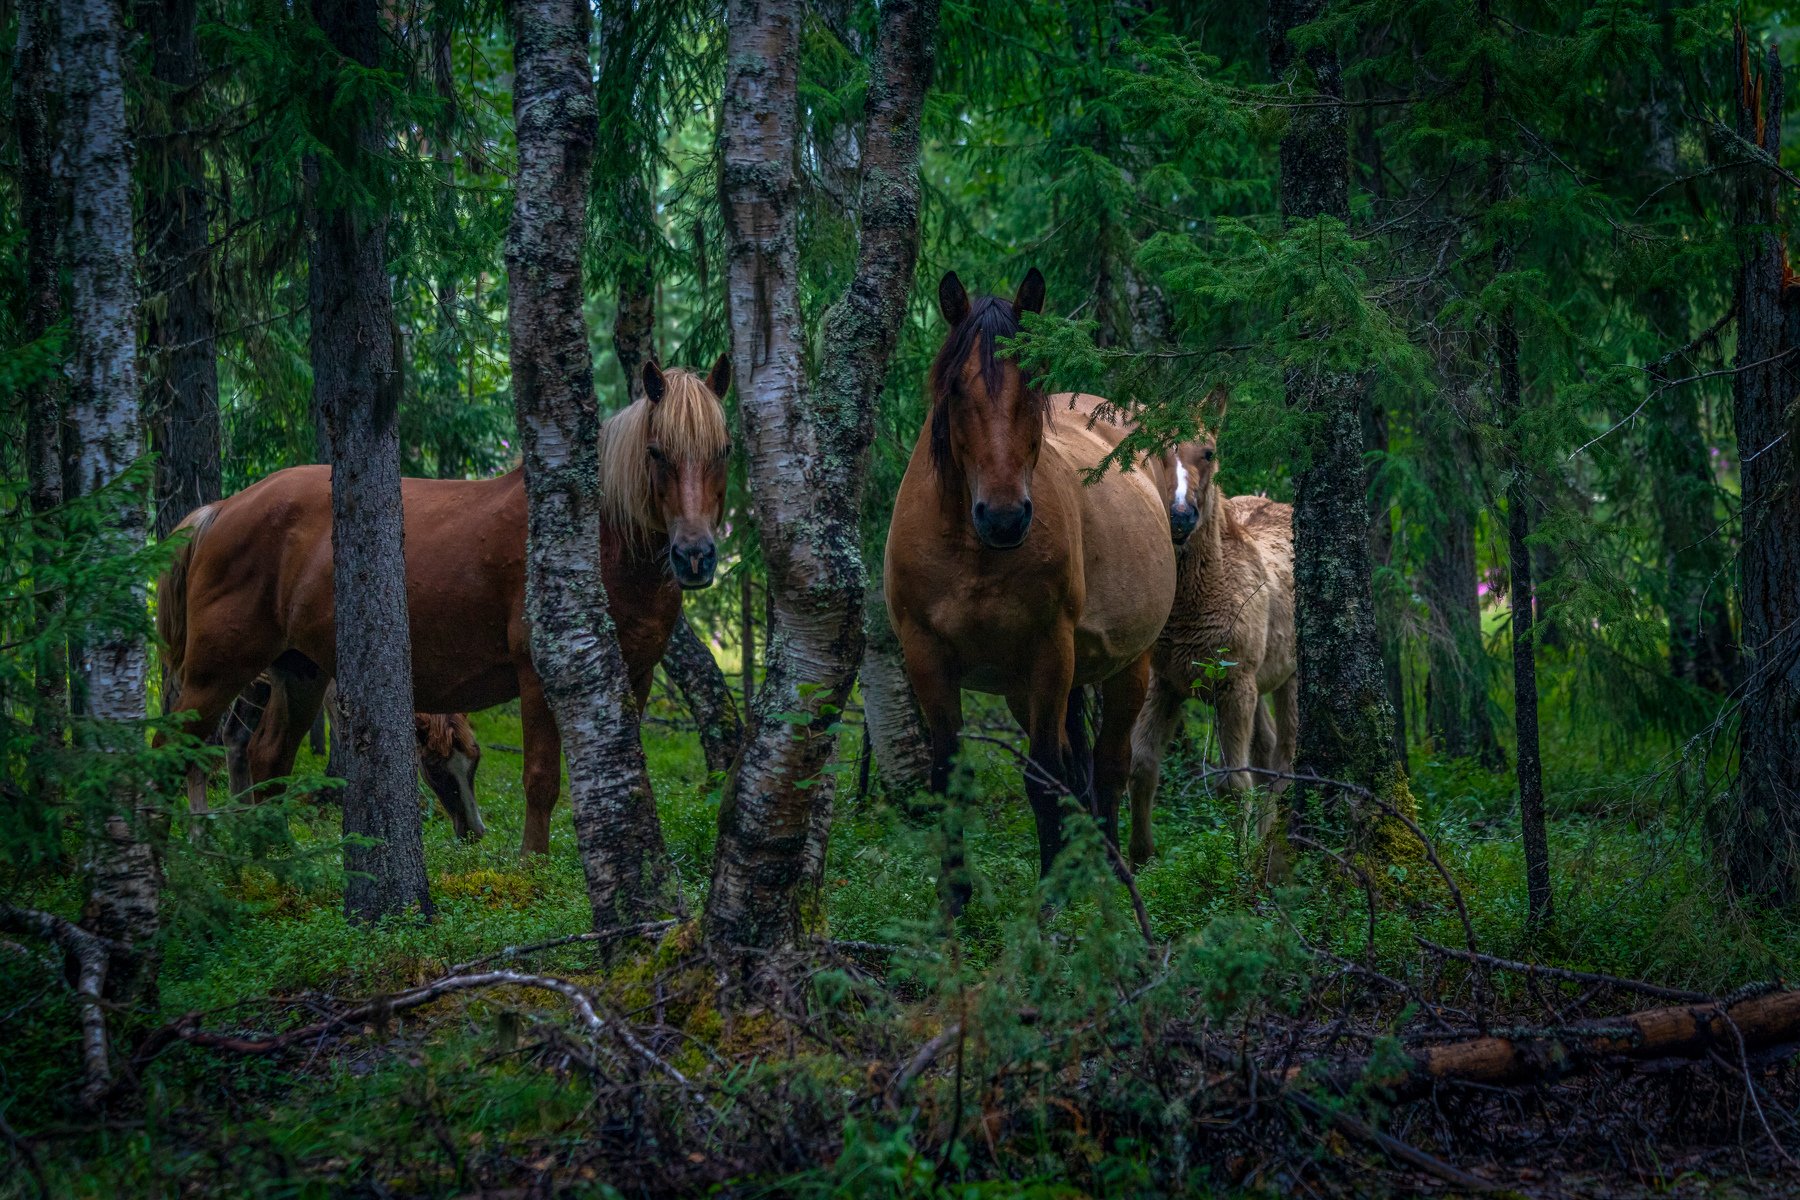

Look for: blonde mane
[598,367,731,533]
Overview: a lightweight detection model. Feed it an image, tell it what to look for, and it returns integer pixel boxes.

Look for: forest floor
[5,682,1800,1197]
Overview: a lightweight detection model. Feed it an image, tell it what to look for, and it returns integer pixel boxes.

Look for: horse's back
[1043,413,1176,684]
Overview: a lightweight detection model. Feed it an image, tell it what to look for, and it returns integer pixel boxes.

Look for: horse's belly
[1071,480,1176,682]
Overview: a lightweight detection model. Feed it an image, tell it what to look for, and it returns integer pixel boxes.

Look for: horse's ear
[706,353,731,399]
[938,271,970,327]
[1202,384,1229,428]
[642,361,666,405]
[1012,267,1046,317]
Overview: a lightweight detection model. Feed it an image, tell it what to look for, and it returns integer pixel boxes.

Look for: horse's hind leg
[1270,674,1299,794]
[1127,675,1186,867]
[1251,698,1276,777]
[1094,652,1150,860]
[519,670,564,856]
[245,655,330,800]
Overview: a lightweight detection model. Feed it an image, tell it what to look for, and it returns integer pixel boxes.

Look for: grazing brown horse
[884,269,1176,886]
[159,357,732,855]
[220,679,486,840]
[1126,397,1297,864]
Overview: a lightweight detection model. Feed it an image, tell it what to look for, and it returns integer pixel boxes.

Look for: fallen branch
[1415,936,1714,1004]
[1352,986,1800,1100]
[133,968,708,1106]
[0,906,124,1109]
[446,919,677,974]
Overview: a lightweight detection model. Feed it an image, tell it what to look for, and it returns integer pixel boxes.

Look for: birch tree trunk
[16,0,68,813]
[661,616,744,776]
[508,0,670,929]
[60,0,162,993]
[1726,34,1800,903]
[1270,0,1408,827]
[140,0,221,542]
[861,579,931,795]
[309,0,432,923]
[704,0,939,951]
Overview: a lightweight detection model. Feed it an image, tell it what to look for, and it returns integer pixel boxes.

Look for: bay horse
[1125,395,1297,864]
[159,357,732,855]
[884,269,1176,892]
[221,681,486,841]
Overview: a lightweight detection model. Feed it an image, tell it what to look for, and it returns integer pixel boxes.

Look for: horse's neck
[1177,484,1237,584]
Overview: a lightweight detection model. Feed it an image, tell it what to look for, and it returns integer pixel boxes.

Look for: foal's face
[643,355,732,589]
[1163,431,1219,547]
[935,269,1048,550]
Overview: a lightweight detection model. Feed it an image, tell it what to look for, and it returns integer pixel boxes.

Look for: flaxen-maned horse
[1126,394,1296,864]
[884,270,1176,894]
[159,357,732,855]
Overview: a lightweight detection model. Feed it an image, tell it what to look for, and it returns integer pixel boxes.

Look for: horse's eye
[647,445,669,465]
[1202,448,1215,462]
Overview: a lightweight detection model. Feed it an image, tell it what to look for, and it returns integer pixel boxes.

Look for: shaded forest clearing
[9,0,1800,1193]
[8,684,1799,1196]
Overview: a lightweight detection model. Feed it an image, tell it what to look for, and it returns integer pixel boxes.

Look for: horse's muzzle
[1169,502,1198,545]
[671,537,718,589]
[972,498,1032,549]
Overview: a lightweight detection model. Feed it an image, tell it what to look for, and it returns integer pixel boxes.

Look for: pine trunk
[661,615,744,777]
[16,0,68,810]
[60,0,162,993]
[1421,428,1502,766]
[704,0,938,951]
[1727,36,1800,903]
[1361,396,1408,771]
[140,0,221,542]
[309,0,432,923]
[508,0,670,929]
[1271,0,1405,824]
[1500,327,1552,932]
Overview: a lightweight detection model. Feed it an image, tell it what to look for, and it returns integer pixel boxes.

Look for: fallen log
[1329,986,1800,1100]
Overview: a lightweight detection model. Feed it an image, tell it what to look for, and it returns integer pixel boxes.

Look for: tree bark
[1361,396,1408,771]
[1483,16,1551,932]
[861,577,931,795]
[1501,336,1552,933]
[309,0,432,923]
[1726,33,1800,903]
[660,614,744,776]
[598,0,657,401]
[139,0,221,542]
[1271,0,1407,827]
[16,0,68,813]
[1420,430,1502,767]
[60,0,162,995]
[703,0,939,951]
[508,0,670,929]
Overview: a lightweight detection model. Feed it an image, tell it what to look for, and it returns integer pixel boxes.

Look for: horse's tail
[1062,684,1097,814]
[156,504,219,710]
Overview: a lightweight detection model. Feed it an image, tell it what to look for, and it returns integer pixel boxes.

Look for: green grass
[6,684,1799,1197]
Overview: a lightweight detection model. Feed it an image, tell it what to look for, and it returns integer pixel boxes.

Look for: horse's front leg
[900,630,967,911]
[1022,634,1077,881]
[1094,651,1150,860]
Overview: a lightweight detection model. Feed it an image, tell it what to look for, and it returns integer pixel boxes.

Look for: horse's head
[929,268,1048,550]
[1160,389,1227,547]
[603,354,733,589]
[416,713,485,842]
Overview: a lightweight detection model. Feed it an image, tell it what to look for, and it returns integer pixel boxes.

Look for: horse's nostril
[972,501,988,521]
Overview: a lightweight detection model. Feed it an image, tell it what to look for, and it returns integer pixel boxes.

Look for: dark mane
[927,295,1048,478]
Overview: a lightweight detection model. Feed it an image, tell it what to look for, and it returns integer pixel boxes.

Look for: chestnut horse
[884,270,1176,888]
[159,357,732,855]
[220,679,487,840]
[1126,399,1297,864]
